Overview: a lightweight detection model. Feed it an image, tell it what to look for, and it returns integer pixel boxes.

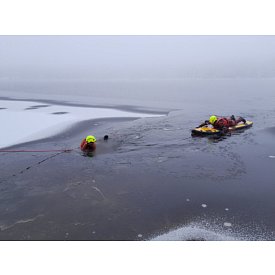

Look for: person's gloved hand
[198,120,209,128]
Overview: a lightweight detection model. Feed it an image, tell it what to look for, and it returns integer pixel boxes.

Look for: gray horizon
[0,36,275,80]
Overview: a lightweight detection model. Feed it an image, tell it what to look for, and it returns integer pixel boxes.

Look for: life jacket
[80,139,96,151]
[213,117,230,129]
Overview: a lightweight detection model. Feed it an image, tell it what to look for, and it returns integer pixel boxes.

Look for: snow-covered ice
[0,100,162,149]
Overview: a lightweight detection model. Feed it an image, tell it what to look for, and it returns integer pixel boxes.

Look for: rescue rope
[0,149,74,153]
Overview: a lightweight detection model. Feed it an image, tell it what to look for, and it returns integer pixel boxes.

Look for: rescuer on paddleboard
[80,135,97,151]
[198,115,246,132]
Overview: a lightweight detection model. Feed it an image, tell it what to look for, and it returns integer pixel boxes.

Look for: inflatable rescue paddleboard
[191,121,253,136]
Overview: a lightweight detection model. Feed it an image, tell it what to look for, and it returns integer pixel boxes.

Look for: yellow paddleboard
[191,121,253,136]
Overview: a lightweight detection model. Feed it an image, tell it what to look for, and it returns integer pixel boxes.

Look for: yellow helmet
[86,135,96,143]
[209,115,217,125]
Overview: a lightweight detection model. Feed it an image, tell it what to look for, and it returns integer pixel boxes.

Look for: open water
[0,78,275,240]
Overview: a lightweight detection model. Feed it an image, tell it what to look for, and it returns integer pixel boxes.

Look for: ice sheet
[0,100,161,148]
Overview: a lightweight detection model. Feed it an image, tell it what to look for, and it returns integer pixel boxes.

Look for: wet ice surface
[0,108,275,241]
[51,112,69,115]
[0,78,275,240]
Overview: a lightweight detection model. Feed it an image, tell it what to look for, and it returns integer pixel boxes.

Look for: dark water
[0,78,275,240]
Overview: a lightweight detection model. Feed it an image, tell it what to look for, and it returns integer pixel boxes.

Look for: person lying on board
[198,115,246,132]
[80,135,97,151]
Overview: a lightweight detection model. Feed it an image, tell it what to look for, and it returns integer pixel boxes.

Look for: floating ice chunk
[225,208,229,211]
[269,156,275,158]
[224,222,232,227]
[201,204,207,208]
[186,198,190,202]
[138,234,143,238]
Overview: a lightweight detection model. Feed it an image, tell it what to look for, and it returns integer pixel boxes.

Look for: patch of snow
[0,100,162,148]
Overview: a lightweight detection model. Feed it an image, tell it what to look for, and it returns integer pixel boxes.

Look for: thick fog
[0,36,275,79]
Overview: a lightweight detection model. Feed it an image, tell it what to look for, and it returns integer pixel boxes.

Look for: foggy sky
[0,36,275,79]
